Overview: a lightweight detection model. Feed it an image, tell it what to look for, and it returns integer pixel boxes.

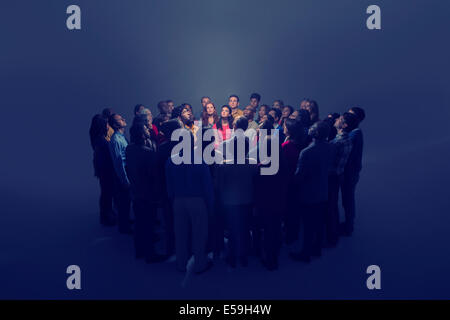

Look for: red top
[213,123,232,146]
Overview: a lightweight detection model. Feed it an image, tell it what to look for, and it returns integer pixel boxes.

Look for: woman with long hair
[201,101,219,129]
[89,114,116,226]
[257,104,269,124]
[213,105,233,147]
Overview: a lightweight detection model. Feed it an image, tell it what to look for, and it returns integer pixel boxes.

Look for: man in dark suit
[291,121,336,263]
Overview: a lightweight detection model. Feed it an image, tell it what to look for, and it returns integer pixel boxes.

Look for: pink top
[213,123,232,147]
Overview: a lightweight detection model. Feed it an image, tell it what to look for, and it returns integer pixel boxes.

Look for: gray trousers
[173,197,208,272]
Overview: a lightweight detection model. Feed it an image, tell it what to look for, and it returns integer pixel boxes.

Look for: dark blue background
[1,0,449,299]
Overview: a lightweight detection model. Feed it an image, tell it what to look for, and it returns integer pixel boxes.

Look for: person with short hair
[153,100,172,131]
[165,131,214,274]
[101,108,115,141]
[228,94,243,118]
[156,120,183,256]
[249,93,261,111]
[340,107,365,236]
[166,100,175,113]
[243,105,258,131]
[290,121,335,262]
[326,112,357,247]
[243,105,258,147]
[272,99,284,110]
[132,108,160,150]
[108,113,132,234]
[126,123,167,263]
[179,104,199,139]
[324,112,341,141]
[216,123,258,268]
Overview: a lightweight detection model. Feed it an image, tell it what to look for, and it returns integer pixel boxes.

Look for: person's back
[291,121,335,262]
[165,157,214,209]
[216,159,258,206]
[296,141,335,204]
[93,135,114,179]
[165,150,214,273]
[125,144,158,202]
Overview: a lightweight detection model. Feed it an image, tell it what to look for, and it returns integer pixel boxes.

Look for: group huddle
[89,93,365,273]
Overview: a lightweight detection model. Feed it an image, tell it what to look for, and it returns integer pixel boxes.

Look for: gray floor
[1,139,450,299]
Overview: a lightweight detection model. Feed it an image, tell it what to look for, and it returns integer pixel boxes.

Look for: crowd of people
[89,93,365,273]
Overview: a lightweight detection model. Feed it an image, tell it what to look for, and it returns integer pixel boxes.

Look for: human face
[334,115,345,131]
[181,108,192,123]
[300,100,309,110]
[135,105,145,116]
[221,107,230,118]
[258,106,267,119]
[282,106,292,119]
[113,114,126,129]
[289,110,299,119]
[228,96,239,109]
[206,103,215,116]
[250,98,259,109]
[167,101,175,113]
[202,97,211,108]
[243,106,254,119]
[273,101,281,109]
[268,110,276,120]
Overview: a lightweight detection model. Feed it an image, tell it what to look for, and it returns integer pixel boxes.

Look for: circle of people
[89,93,365,273]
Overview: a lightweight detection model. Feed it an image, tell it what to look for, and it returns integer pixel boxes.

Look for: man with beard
[180,104,199,140]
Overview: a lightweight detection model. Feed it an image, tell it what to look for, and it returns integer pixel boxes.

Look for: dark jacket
[345,128,363,175]
[92,136,114,179]
[295,140,336,204]
[125,144,159,203]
